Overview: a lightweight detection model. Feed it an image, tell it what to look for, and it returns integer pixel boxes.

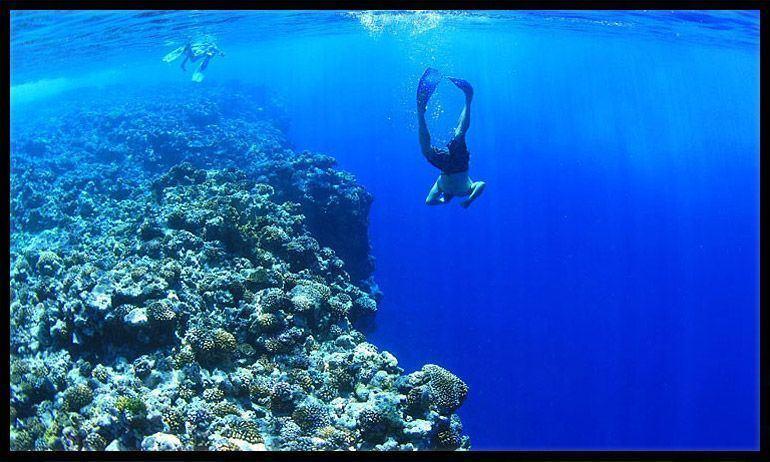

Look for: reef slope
[9,85,470,451]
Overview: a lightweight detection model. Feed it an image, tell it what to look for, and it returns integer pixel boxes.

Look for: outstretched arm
[426,180,450,206]
[460,181,485,208]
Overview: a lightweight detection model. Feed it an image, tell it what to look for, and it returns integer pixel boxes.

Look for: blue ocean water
[10,10,760,450]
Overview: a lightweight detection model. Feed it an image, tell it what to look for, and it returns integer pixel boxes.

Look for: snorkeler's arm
[180,55,189,71]
[460,181,485,208]
[425,180,448,206]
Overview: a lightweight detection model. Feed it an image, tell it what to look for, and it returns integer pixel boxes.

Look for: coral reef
[9,84,469,451]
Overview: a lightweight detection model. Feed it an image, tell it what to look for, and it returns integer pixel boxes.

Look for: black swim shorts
[426,135,470,174]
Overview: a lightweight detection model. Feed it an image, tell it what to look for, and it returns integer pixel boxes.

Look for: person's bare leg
[453,100,470,139]
[460,181,486,208]
[418,107,433,159]
[199,54,213,72]
[448,77,473,138]
[417,68,442,158]
[191,55,212,82]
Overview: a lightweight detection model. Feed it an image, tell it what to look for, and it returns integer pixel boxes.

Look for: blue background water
[10,10,760,450]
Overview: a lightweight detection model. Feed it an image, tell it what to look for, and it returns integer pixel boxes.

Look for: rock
[87,283,113,312]
[228,438,266,451]
[382,351,398,369]
[123,308,148,327]
[141,432,183,451]
[355,383,370,401]
[105,439,128,451]
[404,419,432,437]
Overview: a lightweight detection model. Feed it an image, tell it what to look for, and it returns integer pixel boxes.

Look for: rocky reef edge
[9,84,470,451]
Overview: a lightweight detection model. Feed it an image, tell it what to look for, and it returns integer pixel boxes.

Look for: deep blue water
[11,10,760,450]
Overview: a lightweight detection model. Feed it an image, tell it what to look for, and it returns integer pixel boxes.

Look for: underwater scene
[9,10,760,451]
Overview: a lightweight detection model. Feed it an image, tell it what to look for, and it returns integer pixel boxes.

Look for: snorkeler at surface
[163,39,225,82]
[417,68,486,208]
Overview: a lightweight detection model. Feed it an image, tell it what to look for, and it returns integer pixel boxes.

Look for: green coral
[213,328,237,353]
[317,425,357,449]
[328,293,352,317]
[316,384,337,402]
[162,407,185,433]
[43,419,61,449]
[11,429,34,451]
[63,383,93,411]
[257,287,288,313]
[178,384,197,401]
[35,250,62,275]
[186,327,237,361]
[10,356,29,383]
[224,418,263,444]
[147,299,176,322]
[90,364,109,382]
[248,376,274,400]
[236,342,256,358]
[211,401,241,418]
[256,313,280,332]
[258,225,290,249]
[203,387,225,402]
[173,346,196,369]
[289,368,314,392]
[115,395,147,417]
[328,367,354,392]
[84,432,107,451]
[291,398,330,431]
[264,337,288,354]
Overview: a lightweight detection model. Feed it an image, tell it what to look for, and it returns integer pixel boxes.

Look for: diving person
[163,38,225,82]
[417,67,486,208]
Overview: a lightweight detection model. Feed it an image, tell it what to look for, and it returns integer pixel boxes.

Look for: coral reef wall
[9,85,469,451]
